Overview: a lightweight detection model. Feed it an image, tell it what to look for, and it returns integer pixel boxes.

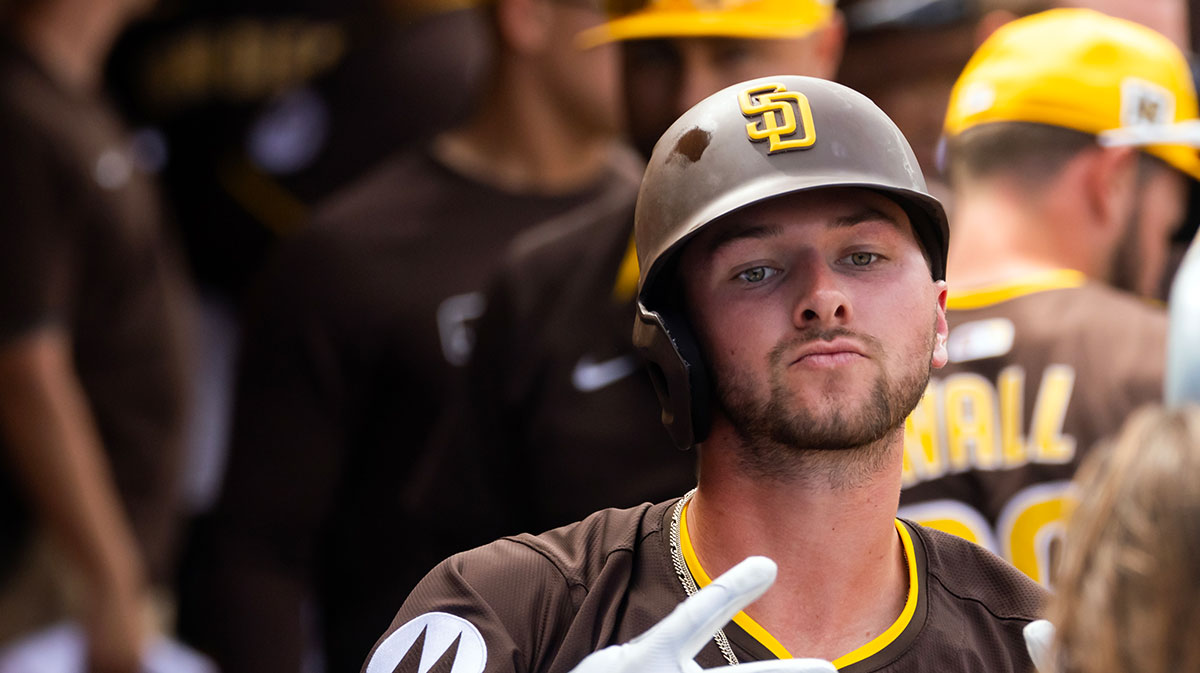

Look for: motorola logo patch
[365,612,487,673]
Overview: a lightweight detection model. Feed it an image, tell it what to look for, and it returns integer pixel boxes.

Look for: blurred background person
[180,0,637,670]
[415,0,845,552]
[105,0,499,303]
[0,0,195,669]
[100,2,501,662]
[896,8,1198,584]
[103,0,497,532]
[837,0,1196,296]
[1047,403,1200,673]
[838,0,1192,176]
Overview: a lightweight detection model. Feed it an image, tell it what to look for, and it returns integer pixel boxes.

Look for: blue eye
[738,266,776,283]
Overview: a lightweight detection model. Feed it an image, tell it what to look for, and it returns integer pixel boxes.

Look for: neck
[15,0,130,92]
[432,62,620,195]
[946,183,1093,288]
[686,428,909,660]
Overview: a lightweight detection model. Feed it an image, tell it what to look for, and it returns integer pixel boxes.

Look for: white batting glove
[1023,619,1055,673]
[568,556,836,673]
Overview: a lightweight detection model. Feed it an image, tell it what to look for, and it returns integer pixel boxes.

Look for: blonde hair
[1050,404,1200,673]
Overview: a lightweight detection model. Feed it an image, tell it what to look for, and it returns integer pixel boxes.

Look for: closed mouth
[789,339,868,366]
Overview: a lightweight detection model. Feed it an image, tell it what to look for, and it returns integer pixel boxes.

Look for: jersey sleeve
[362,539,581,673]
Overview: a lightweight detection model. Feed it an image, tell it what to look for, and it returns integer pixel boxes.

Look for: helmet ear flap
[634,303,711,450]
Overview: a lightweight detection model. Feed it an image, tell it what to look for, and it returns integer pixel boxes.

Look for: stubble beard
[713,326,934,488]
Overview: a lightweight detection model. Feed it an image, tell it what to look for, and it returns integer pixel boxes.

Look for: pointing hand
[568,556,836,673]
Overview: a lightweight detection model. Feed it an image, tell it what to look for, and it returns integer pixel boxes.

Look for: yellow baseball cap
[577,0,836,49]
[943,8,1200,181]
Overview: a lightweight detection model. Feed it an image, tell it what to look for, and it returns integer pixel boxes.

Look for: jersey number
[899,484,1075,585]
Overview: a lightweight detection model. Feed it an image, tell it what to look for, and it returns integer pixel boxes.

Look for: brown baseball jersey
[363,498,1045,673]
[899,270,1166,583]
[0,37,192,587]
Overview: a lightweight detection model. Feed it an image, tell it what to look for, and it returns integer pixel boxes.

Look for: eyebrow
[832,207,902,230]
[702,205,904,257]
[703,223,784,256]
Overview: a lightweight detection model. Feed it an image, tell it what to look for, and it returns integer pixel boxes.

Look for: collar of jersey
[679,500,920,667]
[946,268,1087,310]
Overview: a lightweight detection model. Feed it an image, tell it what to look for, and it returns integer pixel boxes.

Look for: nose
[792,255,851,327]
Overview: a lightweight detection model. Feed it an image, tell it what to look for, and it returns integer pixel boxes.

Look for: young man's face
[679,188,948,453]
[621,35,838,158]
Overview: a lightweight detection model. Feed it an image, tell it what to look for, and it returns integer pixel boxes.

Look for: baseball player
[0,1,193,671]
[188,1,640,671]
[418,0,846,550]
[363,75,1045,673]
[1021,123,1200,673]
[896,8,1200,584]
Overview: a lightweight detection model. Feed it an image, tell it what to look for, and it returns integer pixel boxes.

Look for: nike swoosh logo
[572,354,640,392]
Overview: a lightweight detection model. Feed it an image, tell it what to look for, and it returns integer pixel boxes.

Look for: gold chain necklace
[669,488,739,666]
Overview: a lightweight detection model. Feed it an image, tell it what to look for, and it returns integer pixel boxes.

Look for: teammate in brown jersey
[418,0,846,548]
[896,9,1200,584]
[186,1,639,671]
[0,0,194,670]
[363,75,1046,673]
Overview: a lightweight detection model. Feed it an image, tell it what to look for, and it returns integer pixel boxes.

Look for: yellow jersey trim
[612,235,640,302]
[679,502,919,668]
[680,500,793,659]
[946,269,1086,310]
[830,521,919,669]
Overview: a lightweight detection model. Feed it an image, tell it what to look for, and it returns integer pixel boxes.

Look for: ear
[495,0,553,53]
[931,280,949,369]
[1082,145,1139,239]
[813,11,847,80]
